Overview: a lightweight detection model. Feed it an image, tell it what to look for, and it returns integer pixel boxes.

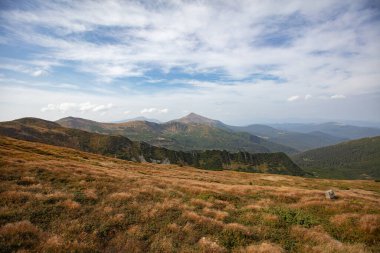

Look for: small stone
[325,190,336,199]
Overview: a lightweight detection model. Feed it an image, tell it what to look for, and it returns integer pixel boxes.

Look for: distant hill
[57,114,297,154]
[228,124,346,151]
[0,118,305,176]
[114,116,161,123]
[171,112,226,128]
[292,136,380,179]
[271,122,380,140]
[56,114,380,154]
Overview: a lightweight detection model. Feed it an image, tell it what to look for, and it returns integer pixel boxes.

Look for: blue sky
[0,0,379,125]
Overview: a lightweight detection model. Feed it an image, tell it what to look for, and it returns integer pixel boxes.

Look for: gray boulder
[325,190,336,199]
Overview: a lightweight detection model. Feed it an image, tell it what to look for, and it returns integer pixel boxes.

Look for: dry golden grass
[0,220,42,251]
[0,136,379,252]
[202,207,229,221]
[198,236,226,253]
[330,213,360,226]
[291,225,367,253]
[358,215,380,234]
[235,242,284,253]
[61,199,81,209]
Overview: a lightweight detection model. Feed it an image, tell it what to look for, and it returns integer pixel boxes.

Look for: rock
[325,190,336,199]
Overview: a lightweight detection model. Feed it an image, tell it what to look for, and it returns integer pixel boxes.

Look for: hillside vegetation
[0,136,379,252]
[0,118,304,176]
[272,122,380,140]
[229,124,346,151]
[57,115,297,154]
[58,113,377,153]
[293,136,380,179]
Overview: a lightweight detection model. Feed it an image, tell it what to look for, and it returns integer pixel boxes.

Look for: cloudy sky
[0,0,379,125]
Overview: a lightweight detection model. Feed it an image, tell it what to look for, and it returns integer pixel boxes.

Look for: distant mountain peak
[187,112,202,117]
[11,117,61,129]
[57,116,93,121]
[184,112,211,120]
[176,112,219,125]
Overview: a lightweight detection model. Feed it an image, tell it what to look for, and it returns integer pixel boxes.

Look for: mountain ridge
[114,116,161,123]
[292,136,380,179]
[57,115,297,154]
[228,124,347,151]
[0,117,305,176]
[271,122,380,139]
[171,112,226,127]
[56,113,370,153]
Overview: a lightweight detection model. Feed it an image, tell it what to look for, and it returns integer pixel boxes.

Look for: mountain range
[227,124,346,151]
[270,122,380,140]
[0,117,304,176]
[57,114,297,154]
[57,113,380,153]
[1,113,379,179]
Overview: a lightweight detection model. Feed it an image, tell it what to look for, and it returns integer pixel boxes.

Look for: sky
[0,0,379,125]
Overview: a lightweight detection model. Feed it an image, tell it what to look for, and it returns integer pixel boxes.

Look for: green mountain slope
[271,122,380,140]
[57,114,297,154]
[229,124,346,151]
[0,118,305,176]
[292,136,380,179]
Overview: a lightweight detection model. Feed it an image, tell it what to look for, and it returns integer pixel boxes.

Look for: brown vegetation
[0,136,379,252]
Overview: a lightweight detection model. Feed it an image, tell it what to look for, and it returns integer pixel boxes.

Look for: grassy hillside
[0,137,379,252]
[57,116,298,154]
[293,136,380,179]
[0,118,304,176]
[229,124,346,151]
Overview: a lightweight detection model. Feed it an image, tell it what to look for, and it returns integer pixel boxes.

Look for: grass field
[0,136,379,252]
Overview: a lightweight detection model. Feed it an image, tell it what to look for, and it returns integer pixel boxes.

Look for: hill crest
[0,117,304,176]
[292,136,380,179]
[173,113,224,126]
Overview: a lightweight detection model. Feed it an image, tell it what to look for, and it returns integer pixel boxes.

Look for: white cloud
[40,103,56,112]
[287,95,300,102]
[93,103,113,112]
[1,1,380,123]
[1,0,379,94]
[41,102,113,113]
[31,69,47,77]
[0,59,58,77]
[57,103,77,113]
[141,108,157,114]
[56,83,79,89]
[141,107,168,114]
[79,102,96,111]
[124,110,131,114]
[330,94,346,99]
[3,81,379,125]
[305,94,312,100]
[41,102,76,113]
[159,108,168,114]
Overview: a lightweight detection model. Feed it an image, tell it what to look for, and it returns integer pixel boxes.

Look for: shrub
[0,220,41,252]
[29,205,65,229]
[218,224,257,249]
[73,191,97,205]
[270,207,318,228]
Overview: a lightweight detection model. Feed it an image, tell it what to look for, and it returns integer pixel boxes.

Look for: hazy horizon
[1,1,379,125]
[2,112,380,129]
